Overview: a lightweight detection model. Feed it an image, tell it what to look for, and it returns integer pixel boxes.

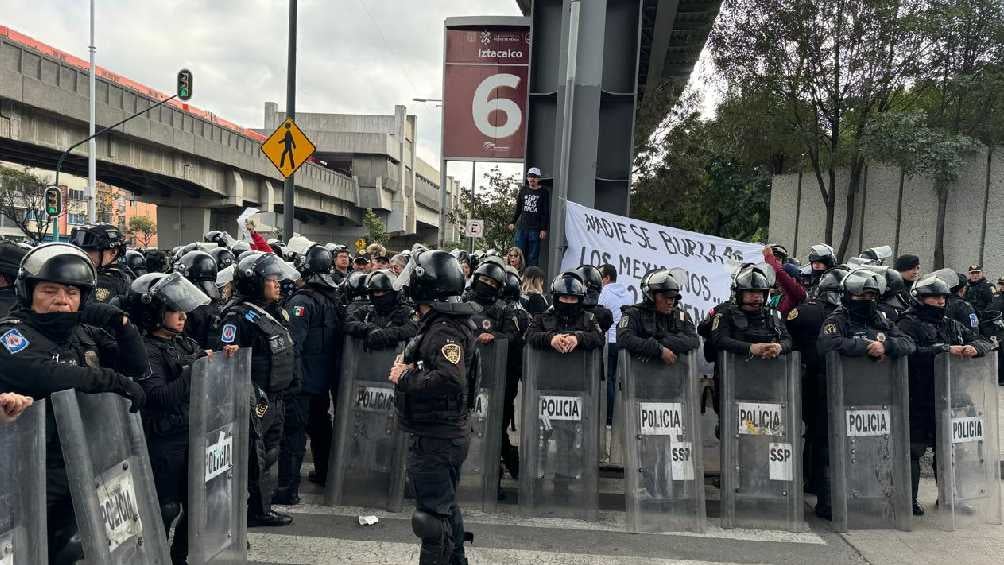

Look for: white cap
[527,167,542,177]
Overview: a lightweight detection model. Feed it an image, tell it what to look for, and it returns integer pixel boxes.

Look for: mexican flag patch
[292,305,306,317]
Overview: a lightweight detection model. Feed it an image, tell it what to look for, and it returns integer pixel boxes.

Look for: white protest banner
[560,201,763,327]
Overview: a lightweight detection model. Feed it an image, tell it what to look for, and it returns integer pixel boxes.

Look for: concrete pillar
[157,206,210,249]
[223,169,245,207]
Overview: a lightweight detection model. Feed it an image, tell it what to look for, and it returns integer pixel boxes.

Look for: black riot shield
[188,348,252,565]
[720,352,805,532]
[0,402,47,565]
[935,353,1002,530]
[458,337,507,513]
[51,390,171,564]
[826,353,912,532]
[325,337,407,512]
[620,350,706,533]
[519,347,601,520]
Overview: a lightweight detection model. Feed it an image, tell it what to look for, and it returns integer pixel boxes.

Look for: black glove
[345,321,370,338]
[114,376,146,413]
[366,328,391,349]
[81,302,127,330]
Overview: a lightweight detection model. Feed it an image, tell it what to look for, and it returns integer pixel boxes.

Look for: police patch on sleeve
[244,310,259,323]
[619,315,630,329]
[221,323,237,344]
[441,342,462,365]
[1,328,29,354]
[712,314,721,331]
[823,323,838,336]
[292,305,306,317]
[787,308,799,321]
[970,313,979,329]
[94,287,111,303]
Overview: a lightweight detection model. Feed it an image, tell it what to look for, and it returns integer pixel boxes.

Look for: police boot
[248,509,294,527]
[272,487,302,506]
[501,442,520,480]
[413,510,452,565]
[51,533,84,565]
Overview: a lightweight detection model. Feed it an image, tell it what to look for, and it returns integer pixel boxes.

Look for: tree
[0,165,55,243]
[448,167,521,252]
[127,215,157,248]
[709,0,934,259]
[362,208,388,246]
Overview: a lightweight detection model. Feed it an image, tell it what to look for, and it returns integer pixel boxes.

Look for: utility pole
[87,0,97,224]
[283,0,297,241]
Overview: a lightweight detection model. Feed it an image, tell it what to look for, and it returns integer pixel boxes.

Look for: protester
[507,167,550,267]
[520,266,549,314]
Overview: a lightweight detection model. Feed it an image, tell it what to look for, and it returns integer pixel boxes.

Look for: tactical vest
[725,303,785,344]
[239,302,296,393]
[94,267,131,304]
[397,317,478,428]
[632,306,686,339]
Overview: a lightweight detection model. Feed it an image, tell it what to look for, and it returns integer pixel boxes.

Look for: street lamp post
[87,0,97,224]
[413,98,448,247]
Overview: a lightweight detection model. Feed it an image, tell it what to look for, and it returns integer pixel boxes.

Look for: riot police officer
[388,249,477,565]
[0,243,147,563]
[710,263,792,361]
[123,272,212,564]
[937,270,981,332]
[204,230,232,249]
[897,275,992,516]
[341,271,370,316]
[144,248,169,274]
[574,264,614,334]
[500,266,529,443]
[344,270,418,350]
[70,223,132,303]
[123,249,148,277]
[216,252,300,527]
[209,246,237,271]
[0,241,27,317]
[526,273,605,354]
[277,243,343,500]
[617,269,699,362]
[175,250,221,350]
[805,243,837,293]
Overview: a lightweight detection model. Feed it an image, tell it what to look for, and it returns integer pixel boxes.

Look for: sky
[0,0,715,191]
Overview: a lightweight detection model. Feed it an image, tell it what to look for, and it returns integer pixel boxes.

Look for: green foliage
[362,208,388,246]
[448,167,521,252]
[127,215,157,248]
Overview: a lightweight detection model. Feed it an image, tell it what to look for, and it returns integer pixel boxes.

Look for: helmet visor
[152,273,211,312]
[259,256,301,283]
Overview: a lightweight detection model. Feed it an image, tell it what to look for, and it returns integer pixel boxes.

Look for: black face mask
[370,292,398,314]
[471,281,498,305]
[846,299,877,320]
[554,300,582,317]
[914,303,945,323]
[22,309,80,343]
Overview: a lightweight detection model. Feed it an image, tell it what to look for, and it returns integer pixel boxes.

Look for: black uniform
[616,303,699,359]
[217,299,297,517]
[709,302,793,357]
[0,307,147,561]
[184,302,221,350]
[817,307,914,358]
[278,282,343,498]
[0,287,16,317]
[964,278,994,312]
[93,265,132,304]
[525,308,605,352]
[139,332,205,563]
[585,304,614,335]
[396,306,478,565]
[344,301,419,349]
[946,294,980,332]
[897,307,992,502]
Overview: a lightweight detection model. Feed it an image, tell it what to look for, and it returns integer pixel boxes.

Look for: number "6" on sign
[472,73,522,139]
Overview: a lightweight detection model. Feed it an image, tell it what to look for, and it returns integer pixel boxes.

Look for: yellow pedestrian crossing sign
[261,118,316,178]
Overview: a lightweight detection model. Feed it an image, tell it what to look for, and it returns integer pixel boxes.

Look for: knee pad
[411,510,445,540]
[161,502,182,528]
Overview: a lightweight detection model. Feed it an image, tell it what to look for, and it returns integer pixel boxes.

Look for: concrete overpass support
[158,206,210,249]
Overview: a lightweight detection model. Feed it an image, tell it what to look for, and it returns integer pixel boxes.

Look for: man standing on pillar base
[508,167,550,267]
[390,249,477,565]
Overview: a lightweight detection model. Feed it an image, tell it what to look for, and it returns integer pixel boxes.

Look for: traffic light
[44,186,62,216]
[177,69,193,101]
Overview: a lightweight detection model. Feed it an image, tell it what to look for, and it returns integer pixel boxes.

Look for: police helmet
[204,230,231,249]
[70,224,127,261]
[731,263,774,303]
[174,250,219,300]
[142,249,168,274]
[574,265,604,306]
[642,269,682,304]
[0,241,27,279]
[343,271,369,301]
[231,240,251,255]
[209,247,236,271]
[840,268,887,298]
[234,252,300,299]
[15,243,97,306]
[471,261,507,294]
[550,272,587,302]
[299,245,333,277]
[124,249,148,277]
[406,249,466,303]
[911,275,951,300]
[859,245,893,266]
[502,267,522,301]
[366,269,397,294]
[814,267,848,307]
[124,272,210,332]
[267,239,285,257]
[807,243,836,269]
